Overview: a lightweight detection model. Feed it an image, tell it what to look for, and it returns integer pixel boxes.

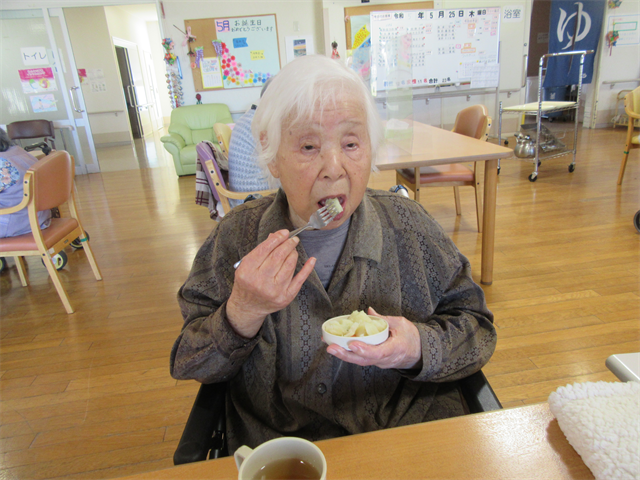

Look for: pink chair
[0,150,102,313]
[395,105,492,232]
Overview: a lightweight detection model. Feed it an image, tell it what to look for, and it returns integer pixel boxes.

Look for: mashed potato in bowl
[322,310,389,351]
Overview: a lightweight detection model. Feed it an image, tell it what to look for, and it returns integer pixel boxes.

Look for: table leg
[481,159,498,285]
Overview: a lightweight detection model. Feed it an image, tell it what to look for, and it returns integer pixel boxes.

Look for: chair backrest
[196,142,226,203]
[168,104,233,146]
[452,105,490,140]
[27,150,74,211]
[625,86,640,116]
[213,123,232,155]
[7,120,55,141]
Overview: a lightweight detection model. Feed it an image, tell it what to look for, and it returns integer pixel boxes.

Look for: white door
[0,8,100,174]
[141,50,163,132]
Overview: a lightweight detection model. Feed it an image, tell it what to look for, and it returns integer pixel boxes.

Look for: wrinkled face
[268,92,371,230]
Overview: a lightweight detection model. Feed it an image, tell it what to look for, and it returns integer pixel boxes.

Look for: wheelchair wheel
[70,231,90,249]
[42,251,68,270]
[0,257,6,273]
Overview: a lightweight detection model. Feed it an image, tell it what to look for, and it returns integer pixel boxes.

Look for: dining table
[114,402,593,480]
[377,121,513,285]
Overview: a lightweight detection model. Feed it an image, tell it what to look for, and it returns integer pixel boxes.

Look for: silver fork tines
[287,205,336,238]
[233,204,340,269]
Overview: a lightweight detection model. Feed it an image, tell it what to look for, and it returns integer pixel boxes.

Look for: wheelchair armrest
[459,370,502,414]
[24,142,52,155]
[173,382,227,465]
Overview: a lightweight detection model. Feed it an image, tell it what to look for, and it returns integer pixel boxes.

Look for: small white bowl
[322,314,389,351]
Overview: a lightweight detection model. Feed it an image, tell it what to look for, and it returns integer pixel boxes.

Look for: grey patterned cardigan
[171,188,496,451]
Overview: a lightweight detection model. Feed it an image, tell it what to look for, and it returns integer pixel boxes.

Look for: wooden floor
[1,126,638,479]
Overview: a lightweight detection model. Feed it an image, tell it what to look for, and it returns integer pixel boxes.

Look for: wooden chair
[213,123,232,158]
[395,105,491,232]
[0,150,102,314]
[196,142,275,216]
[618,86,640,185]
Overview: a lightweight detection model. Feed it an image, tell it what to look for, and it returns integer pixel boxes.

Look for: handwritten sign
[370,7,500,91]
[233,38,248,48]
[214,15,279,89]
[20,47,49,66]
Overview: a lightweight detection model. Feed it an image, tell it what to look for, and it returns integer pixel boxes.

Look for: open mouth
[318,195,346,222]
[318,195,345,209]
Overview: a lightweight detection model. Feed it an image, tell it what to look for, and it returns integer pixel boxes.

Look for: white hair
[252,55,383,188]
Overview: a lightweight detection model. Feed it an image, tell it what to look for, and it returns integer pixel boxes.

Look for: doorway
[0,8,100,174]
[115,44,145,138]
[61,4,170,172]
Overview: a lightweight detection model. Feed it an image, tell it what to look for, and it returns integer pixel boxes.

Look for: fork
[233,204,340,269]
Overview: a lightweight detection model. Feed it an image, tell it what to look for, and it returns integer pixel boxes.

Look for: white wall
[105,5,153,50]
[160,0,324,116]
[147,19,173,123]
[0,0,633,129]
[64,6,131,145]
[588,0,640,127]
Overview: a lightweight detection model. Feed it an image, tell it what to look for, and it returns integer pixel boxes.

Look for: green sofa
[161,103,233,176]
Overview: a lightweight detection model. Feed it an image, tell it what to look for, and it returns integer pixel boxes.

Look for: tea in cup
[234,437,326,480]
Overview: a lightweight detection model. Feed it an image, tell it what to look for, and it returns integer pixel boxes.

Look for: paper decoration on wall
[212,40,223,57]
[606,29,620,54]
[162,38,177,65]
[18,68,57,94]
[201,57,223,89]
[352,25,371,49]
[348,25,371,81]
[183,26,197,46]
[608,0,622,8]
[195,47,204,68]
[331,41,341,59]
[216,41,271,87]
[30,94,57,113]
[211,15,280,89]
[166,59,184,109]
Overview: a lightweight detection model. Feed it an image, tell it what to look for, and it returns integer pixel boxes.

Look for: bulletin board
[370,7,501,91]
[344,2,434,49]
[184,14,281,92]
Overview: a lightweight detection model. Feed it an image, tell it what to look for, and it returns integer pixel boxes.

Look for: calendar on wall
[370,7,500,92]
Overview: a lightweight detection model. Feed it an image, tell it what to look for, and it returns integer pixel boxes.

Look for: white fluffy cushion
[548,381,639,480]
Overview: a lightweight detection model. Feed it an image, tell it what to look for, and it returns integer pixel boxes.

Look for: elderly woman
[170,55,496,451]
[0,128,51,238]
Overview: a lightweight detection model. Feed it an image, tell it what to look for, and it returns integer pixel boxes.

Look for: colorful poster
[19,67,57,93]
[607,14,640,46]
[285,35,315,63]
[201,57,223,89]
[78,68,88,84]
[214,15,280,89]
[30,94,57,113]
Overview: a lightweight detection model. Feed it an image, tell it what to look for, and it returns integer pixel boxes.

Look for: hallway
[94,127,174,172]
